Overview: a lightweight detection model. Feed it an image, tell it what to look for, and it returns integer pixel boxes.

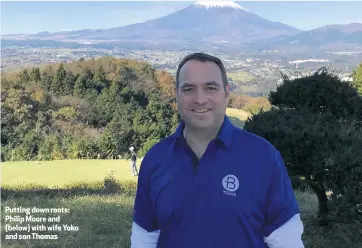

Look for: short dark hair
[175,52,228,90]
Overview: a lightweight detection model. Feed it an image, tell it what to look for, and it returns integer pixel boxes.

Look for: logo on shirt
[222,174,239,197]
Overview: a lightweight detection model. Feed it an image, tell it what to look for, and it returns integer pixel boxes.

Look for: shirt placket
[183,139,218,186]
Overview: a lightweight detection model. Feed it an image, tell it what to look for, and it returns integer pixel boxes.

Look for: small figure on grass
[129,146,138,176]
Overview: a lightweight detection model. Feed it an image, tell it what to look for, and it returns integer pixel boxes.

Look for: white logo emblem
[222,174,239,196]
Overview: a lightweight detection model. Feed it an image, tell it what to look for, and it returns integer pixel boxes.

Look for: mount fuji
[10,1,302,44]
[4,1,360,50]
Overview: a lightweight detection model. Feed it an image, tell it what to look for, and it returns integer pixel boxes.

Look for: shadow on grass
[1,179,137,200]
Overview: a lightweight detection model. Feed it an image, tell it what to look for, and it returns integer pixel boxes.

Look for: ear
[225,84,231,98]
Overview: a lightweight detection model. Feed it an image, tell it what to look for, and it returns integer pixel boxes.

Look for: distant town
[1,45,359,96]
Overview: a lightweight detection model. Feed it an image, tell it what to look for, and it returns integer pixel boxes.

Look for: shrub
[244,68,362,226]
[103,172,121,194]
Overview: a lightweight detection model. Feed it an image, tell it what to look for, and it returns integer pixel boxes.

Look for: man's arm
[131,155,160,248]
[264,213,304,248]
[131,222,159,248]
[263,150,305,248]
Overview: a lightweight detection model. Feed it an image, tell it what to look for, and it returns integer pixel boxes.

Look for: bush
[103,172,121,193]
[244,68,362,225]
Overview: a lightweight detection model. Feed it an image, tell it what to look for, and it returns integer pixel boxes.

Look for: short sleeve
[133,155,159,232]
[263,149,300,237]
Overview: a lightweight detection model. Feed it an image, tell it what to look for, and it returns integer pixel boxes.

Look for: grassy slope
[226,107,250,128]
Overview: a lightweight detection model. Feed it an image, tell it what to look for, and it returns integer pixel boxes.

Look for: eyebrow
[204,81,221,87]
[180,81,221,88]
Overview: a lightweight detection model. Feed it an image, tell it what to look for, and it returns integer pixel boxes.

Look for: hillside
[1,57,179,161]
[226,108,250,128]
[1,56,262,162]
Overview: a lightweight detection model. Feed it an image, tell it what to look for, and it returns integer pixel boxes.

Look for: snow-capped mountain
[193,1,249,11]
[13,1,301,44]
[79,1,301,42]
[5,1,360,50]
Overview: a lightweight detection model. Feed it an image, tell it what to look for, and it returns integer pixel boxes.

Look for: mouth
[191,108,211,113]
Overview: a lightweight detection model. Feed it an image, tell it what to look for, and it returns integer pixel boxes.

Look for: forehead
[179,60,223,86]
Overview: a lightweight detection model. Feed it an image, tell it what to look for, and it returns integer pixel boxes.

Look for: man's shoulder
[141,135,175,165]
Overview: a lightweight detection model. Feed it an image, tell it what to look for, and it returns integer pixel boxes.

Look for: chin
[189,118,215,129]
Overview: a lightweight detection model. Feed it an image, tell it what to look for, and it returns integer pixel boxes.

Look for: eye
[206,86,218,91]
[183,87,193,92]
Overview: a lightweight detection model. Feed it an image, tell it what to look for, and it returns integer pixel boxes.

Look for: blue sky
[2,1,362,35]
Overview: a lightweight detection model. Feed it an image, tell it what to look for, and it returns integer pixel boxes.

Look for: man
[131,52,304,247]
[129,146,138,176]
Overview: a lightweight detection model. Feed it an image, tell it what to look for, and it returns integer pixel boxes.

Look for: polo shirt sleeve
[133,154,159,232]
[263,149,301,238]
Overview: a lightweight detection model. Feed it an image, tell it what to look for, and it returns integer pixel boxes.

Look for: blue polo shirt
[133,115,300,248]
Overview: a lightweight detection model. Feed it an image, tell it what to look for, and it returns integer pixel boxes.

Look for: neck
[183,123,221,148]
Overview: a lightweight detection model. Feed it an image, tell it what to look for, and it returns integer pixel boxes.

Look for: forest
[1,56,255,161]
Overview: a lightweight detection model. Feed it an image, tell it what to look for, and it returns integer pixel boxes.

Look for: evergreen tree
[352,63,362,95]
[30,68,41,82]
[52,63,67,95]
[64,71,75,95]
[93,65,109,93]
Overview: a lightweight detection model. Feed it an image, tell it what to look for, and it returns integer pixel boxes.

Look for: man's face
[176,60,230,130]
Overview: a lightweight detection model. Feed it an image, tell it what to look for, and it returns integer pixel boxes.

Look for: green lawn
[1,159,139,188]
[226,107,250,128]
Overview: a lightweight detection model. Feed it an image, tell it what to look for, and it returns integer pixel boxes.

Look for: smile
[192,109,210,113]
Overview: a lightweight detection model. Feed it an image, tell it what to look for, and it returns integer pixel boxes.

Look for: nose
[194,88,207,104]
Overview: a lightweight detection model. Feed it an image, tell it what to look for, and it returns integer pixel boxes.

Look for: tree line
[2,54,277,162]
[1,56,260,161]
[1,57,182,161]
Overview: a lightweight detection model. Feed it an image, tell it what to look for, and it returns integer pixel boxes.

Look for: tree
[64,71,75,95]
[73,74,88,97]
[18,69,30,83]
[155,70,176,101]
[41,66,54,92]
[228,93,246,109]
[93,65,110,93]
[1,84,40,160]
[352,63,362,95]
[244,68,362,225]
[269,68,362,120]
[52,63,67,95]
[30,68,41,82]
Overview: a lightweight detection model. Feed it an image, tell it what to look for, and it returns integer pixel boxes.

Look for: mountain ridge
[3,1,301,43]
[2,1,361,50]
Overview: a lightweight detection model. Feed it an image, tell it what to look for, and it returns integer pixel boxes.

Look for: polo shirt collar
[173,115,235,149]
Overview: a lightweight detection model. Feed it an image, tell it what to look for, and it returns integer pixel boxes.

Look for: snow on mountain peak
[193,1,248,11]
